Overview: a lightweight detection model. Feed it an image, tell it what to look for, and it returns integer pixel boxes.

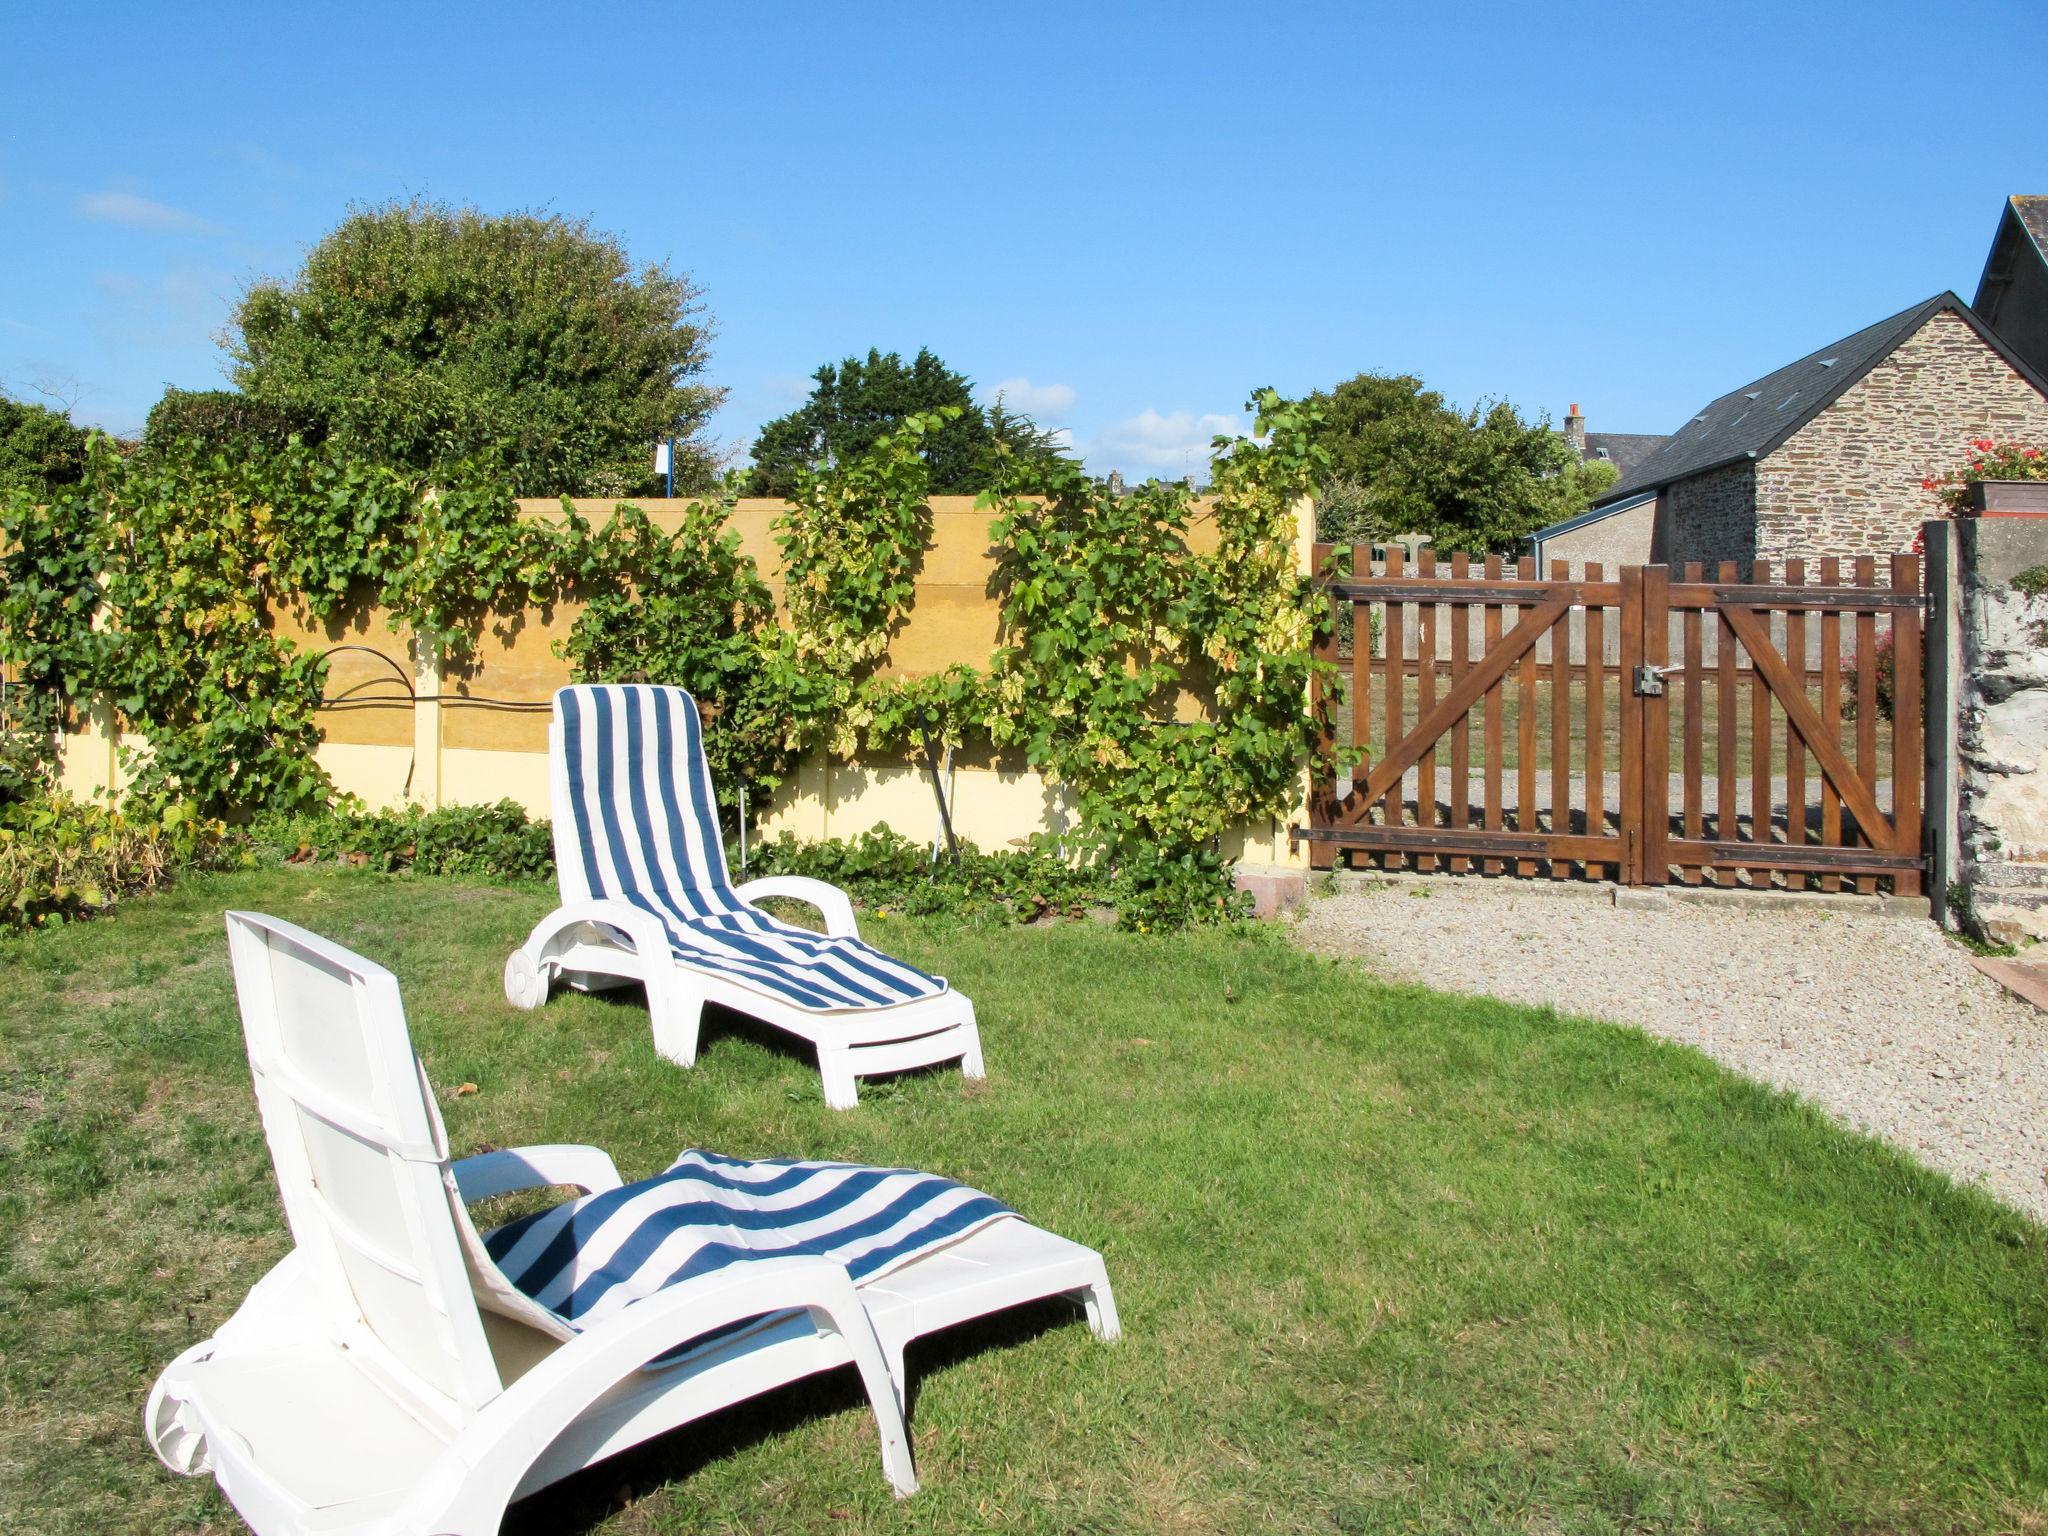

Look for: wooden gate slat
[1818,557,1843,893]
[1785,558,1808,888]
[1448,552,1471,875]
[1417,549,1439,873]
[1349,545,1372,876]
[1854,554,1878,895]
[1585,563,1606,875]
[1751,560,1776,884]
[1892,552,1924,898]
[1682,562,1703,884]
[1483,554,1505,874]
[1550,559,1572,878]
[1381,547,1406,868]
[1641,563,1672,884]
[1715,561,1740,888]
[1617,566,1645,885]
[1517,568,1540,877]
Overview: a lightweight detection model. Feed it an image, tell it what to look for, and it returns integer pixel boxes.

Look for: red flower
[1972,438,1997,451]
[1921,477,1938,490]
[2027,448,2042,460]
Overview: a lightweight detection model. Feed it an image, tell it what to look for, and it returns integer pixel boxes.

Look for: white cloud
[987,376,1077,419]
[1086,407,1246,479]
[73,190,221,235]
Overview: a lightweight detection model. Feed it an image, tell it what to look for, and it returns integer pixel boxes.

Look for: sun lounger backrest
[550,684,735,906]
[224,911,504,1422]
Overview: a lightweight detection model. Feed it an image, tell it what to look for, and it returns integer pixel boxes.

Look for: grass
[3,869,2046,1535]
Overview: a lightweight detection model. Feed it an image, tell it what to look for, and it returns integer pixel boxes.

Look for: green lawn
[2,869,2044,1535]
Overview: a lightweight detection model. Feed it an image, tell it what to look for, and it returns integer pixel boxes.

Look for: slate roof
[1580,432,1667,482]
[1974,195,2048,325]
[2014,196,2048,254]
[1596,292,2038,504]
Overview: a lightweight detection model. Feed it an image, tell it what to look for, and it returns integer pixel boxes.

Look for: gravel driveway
[1294,876,2048,1223]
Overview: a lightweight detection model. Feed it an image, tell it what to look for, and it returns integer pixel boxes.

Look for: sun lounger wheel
[503,950,546,1010]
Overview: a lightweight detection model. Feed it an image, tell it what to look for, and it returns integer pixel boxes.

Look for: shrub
[252,800,555,882]
[0,795,240,930]
[142,388,312,457]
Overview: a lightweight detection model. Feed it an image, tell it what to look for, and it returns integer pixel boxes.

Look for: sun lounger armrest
[731,876,860,938]
[451,1145,625,1202]
[542,898,674,959]
[439,1255,912,1512]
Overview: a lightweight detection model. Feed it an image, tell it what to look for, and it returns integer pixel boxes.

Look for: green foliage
[0,477,104,802]
[552,499,794,820]
[0,793,240,930]
[251,799,554,881]
[141,387,310,458]
[749,827,1113,924]
[0,394,89,501]
[746,347,1068,496]
[981,388,1337,924]
[0,386,1333,929]
[1307,371,1616,552]
[228,199,723,496]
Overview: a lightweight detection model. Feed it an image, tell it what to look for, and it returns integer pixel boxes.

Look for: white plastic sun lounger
[147,912,1118,1535]
[504,684,984,1108]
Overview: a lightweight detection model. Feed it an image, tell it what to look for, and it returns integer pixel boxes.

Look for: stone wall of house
[1754,310,2048,564]
[1661,461,1756,569]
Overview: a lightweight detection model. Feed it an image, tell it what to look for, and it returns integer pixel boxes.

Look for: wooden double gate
[1294,550,1925,894]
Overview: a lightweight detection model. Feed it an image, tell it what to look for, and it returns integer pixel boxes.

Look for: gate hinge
[1632,664,1667,697]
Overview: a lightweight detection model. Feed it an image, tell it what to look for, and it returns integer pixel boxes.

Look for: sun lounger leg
[819,1046,862,1111]
[1078,1262,1122,1343]
[647,975,705,1068]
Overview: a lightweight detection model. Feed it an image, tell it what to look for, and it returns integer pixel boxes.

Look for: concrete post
[1923,520,1961,926]
[411,640,443,810]
[1952,486,2048,942]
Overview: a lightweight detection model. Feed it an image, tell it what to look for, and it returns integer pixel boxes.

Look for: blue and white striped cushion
[483,1148,1014,1330]
[554,684,948,1013]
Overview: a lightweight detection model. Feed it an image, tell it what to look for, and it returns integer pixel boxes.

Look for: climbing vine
[981,389,1336,920]
[0,393,1336,926]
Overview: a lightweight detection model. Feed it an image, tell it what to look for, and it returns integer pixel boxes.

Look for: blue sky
[4,1,2044,479]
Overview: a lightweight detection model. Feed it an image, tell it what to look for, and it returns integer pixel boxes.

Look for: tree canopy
[746,347,1068,496]
[225,200,724,496]
[1309,372,1616,553]
[0,395,89,501]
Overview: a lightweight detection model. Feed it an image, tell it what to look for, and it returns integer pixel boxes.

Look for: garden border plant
[0,394,1341,930]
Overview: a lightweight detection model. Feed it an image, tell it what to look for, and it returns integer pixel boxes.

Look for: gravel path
[1293,877,2048,1223]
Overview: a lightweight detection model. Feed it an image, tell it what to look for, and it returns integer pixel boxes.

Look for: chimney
[1564,402,1587,460]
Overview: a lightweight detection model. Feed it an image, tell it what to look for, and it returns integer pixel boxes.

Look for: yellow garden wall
[50,495,1311,869]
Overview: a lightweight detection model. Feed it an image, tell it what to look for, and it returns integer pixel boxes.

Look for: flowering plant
[1921,438,2047,514]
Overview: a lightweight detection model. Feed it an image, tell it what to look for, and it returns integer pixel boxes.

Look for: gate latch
[1632,664,1667,697]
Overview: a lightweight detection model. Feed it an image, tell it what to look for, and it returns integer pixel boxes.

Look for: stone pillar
[1952,482,2048,942]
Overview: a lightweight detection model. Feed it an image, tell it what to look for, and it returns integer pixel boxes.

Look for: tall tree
[1309,372,1615,552]
[747,347,1067,495]
[226,200,724,495]
[0,394,89,501]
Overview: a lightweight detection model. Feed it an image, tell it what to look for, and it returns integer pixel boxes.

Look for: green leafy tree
[1309,372,1615,552]
[142,387,310,458]
[0,395,89,501]
[226,200,724,495]
[746,347,1066,495]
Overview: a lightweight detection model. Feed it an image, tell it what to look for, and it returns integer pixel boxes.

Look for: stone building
[1593,292,2048,568]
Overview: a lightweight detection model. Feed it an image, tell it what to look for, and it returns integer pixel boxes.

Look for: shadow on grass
[503,1299,1084,1533]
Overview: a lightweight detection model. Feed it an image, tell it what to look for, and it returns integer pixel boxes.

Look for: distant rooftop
[1597,293,1991,503]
